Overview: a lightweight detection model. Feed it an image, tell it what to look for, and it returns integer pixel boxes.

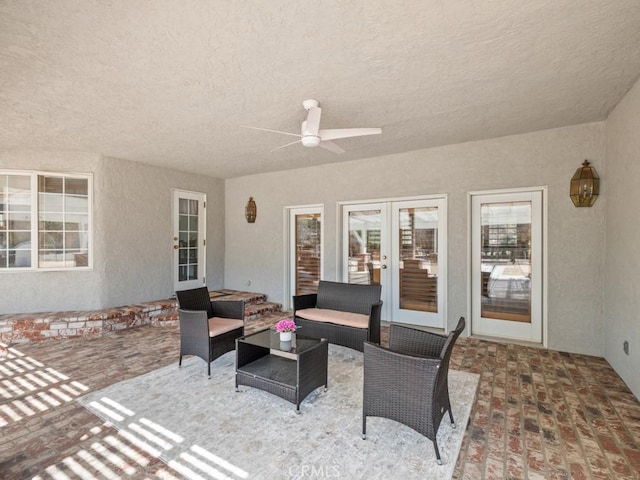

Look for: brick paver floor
[1,321,639,479]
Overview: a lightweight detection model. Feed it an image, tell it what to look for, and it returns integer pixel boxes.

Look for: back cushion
[316,280,382,315]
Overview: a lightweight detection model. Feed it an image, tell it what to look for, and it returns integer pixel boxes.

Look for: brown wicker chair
[176,287,245,378]
[362,316,466,465]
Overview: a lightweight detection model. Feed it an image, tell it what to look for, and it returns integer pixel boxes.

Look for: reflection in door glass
[398,207,438,313]
[295,213,321,295]
[348,210,381,285]
[480,202,531,323]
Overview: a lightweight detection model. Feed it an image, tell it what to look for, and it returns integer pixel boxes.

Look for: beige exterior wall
[225,122,606,356]
[0,152,225,313]
[604,76,640,399]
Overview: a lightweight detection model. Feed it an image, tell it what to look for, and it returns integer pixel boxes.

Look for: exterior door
[391,198,446,328]
[471,190,543,342]
[289,206,323,296]
[342,197,447,327]
[342,203,390,320]
[173,190,206,292]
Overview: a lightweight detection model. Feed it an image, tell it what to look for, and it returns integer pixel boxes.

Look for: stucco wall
[96,156,225,308]
[225,123,606,356]
[604,77,640,399]
[0,152,224,313]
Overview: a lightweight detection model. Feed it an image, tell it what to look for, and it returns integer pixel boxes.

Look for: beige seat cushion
[296,308,369,329]
[208,317,244,337]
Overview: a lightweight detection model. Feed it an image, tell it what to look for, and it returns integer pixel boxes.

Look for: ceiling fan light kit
[242,99,381,154]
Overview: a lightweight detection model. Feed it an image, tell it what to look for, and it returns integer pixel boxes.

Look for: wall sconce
[570,160,600,207]
[245,196,257,223]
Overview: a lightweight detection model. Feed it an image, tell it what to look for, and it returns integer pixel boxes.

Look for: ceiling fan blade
[319,140,345,154]
[270,139,302,152]
[303,106,322,136]
[240,125,301,138]
[319,128,382,141]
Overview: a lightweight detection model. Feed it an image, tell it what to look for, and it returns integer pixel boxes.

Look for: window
[0,171,92,270]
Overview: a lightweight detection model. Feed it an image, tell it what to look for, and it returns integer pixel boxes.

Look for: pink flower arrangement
[274,318,297,333]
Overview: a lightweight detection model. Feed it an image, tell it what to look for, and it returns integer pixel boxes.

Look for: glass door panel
[347,209,382,285]
[293,210,322,295]
[472,190,542,342]
[398,206,438,313]
[480,202,531,322]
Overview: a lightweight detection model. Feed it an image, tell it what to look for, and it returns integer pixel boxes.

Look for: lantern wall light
[245,196,257,223]
[570,160,600,207]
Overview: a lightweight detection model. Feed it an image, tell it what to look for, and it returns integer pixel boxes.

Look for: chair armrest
[389,324,447,358]
[211,300,245,320]
[368,301,383,344]
[293,293,318,314]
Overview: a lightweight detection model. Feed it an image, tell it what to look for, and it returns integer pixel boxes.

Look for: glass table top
[239,328,326,357]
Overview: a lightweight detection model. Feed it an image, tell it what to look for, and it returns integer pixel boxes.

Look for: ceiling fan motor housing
[301,135,321,147]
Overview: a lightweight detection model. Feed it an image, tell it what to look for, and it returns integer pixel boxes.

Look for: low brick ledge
[0,289,278,345]
[0,298,179,344]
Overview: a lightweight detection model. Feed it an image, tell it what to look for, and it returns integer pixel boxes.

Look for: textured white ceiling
[1,1,639,179]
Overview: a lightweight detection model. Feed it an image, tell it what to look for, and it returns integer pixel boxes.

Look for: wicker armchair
[362,316,466,465]
[176,287,245,378]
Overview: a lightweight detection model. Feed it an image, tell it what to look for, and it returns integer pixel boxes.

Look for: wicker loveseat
[292,280,382,351]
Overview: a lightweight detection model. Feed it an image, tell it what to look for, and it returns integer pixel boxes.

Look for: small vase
[279,331,292,342]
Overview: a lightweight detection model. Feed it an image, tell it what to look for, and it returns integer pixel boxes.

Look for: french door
[342,197,447,328]
[471,189,543,342]
[289,206,323,296]
[172,189,206,292]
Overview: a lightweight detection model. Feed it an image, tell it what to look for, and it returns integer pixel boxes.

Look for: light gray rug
[78,345,479,480]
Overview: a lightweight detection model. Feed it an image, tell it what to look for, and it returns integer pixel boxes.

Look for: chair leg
[178,354,183,368]
[362,415,367,440]
[433,439,443,465]
[448,407,456,428]
[207,361,211,379]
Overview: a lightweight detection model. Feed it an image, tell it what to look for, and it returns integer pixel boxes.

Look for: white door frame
[341,202,391,321]
[391,197,447,328]
[283,204,324,310]
[172,189,207,292]
[467,186,548,346]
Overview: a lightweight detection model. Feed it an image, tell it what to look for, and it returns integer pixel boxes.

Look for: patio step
[0,288,290,344]
[209,289,268,306]
[205,288,290,324]
[244,301,284,321]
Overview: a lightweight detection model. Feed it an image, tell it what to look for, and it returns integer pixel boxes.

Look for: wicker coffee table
[235,329,328,412]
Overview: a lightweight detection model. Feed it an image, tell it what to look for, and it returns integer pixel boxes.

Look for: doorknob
[381,264,387,269]
[173,245,179,250]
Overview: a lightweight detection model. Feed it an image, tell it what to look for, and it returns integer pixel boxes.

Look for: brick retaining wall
[0,289,284,345]
[0,299,178,344]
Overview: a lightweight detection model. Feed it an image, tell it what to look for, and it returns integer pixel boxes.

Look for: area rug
[78,345,479,480]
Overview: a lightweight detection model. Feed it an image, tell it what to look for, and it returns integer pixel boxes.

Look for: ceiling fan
[241,99,382,154]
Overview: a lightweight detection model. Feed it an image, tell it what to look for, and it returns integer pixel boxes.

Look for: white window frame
[0,170,93,272]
